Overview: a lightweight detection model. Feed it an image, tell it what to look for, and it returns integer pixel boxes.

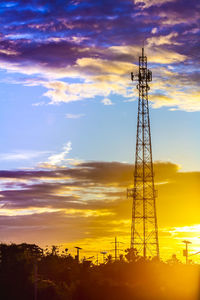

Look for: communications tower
[127,48,159,258]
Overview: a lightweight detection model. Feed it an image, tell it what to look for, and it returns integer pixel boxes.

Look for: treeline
[0,243,199,300]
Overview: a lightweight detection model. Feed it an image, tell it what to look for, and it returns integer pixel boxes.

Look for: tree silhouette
[0,243,198,300]
[125,247,139,262]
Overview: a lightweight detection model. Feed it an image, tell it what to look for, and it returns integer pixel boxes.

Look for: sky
[0,0,199,262]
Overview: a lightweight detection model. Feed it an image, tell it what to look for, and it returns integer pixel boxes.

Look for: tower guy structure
[128,48,159,258]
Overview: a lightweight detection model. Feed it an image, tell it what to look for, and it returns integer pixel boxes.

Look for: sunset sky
[0,0,199,262]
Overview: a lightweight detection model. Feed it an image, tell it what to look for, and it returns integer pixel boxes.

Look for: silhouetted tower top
[128,47,159,258]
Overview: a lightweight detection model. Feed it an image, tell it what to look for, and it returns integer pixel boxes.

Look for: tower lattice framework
[128,48,159,258]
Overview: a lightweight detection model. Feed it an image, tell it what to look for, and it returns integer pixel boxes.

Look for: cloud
[151,27,158,34]
[101,98,113,105]
[65,113,85,119]
[107,45,187,64]
[42,76,132,105]
[76,58,134,76]
[46,142,72,166]
[0,160,199,257]
[0,0,198,112]
[147,32,181,46]
[0,150,49,161]
[135,0,176,8]
[32,101,46,106]
[150,89,200,112]
[0,48,19,55]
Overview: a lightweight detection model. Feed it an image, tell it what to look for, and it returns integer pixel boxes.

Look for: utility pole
[128,47,159,258]
[183,240,191,264]
[111,237,118,261]
[74,246,82,263]
[111,237,124,261]
[100,251,107,263]
[110,237,124,261]
[115,237,117,261]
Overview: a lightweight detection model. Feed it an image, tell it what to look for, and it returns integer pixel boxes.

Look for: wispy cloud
[0,151,49,161]
[65,113,85,119]
[46,141,72,166]
[101,98,114,106]
[147,32,181,46]
[135,0,176,8]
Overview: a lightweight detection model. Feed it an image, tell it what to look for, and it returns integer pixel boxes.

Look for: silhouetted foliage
[125,247,139,262]
[0,243,43,299]
[0,243,199,300]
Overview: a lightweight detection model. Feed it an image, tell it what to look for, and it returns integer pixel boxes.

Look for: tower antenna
[128,48,159,258]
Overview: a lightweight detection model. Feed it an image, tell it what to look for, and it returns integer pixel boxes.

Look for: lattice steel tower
[128,48,159,258]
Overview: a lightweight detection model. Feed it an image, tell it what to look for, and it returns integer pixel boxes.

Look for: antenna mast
[128,48,159,258]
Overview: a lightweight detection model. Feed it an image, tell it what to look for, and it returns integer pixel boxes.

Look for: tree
[106,254,113,263]
[125,248,139,262]
[166,254,181,265]
[119,254,124,262]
